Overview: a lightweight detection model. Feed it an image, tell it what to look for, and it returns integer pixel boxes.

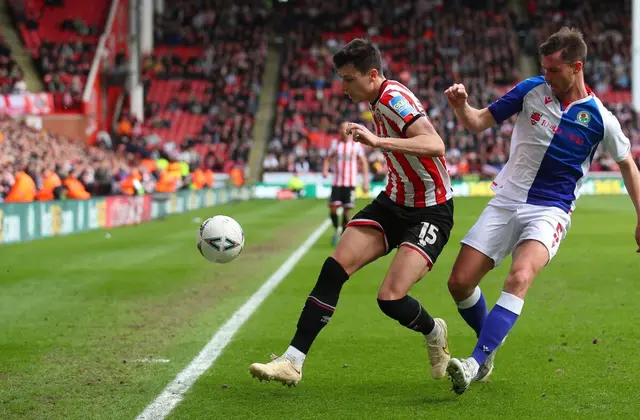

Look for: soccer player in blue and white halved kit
[443,27,640,395]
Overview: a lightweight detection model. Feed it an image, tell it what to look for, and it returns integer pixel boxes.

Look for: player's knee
[377,288,404,301]
[377,280,410,301]
[331,249,354,275]
[504,266,535,296]
[447,270,475,301]
[331,242,368,276]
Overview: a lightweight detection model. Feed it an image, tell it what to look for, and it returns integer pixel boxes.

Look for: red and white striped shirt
[328,139,364,187]
[369,80,452,208]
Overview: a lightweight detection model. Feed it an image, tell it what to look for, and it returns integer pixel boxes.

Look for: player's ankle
[468,357,480,374]
[424,320,442,344]
[284,346,306,366]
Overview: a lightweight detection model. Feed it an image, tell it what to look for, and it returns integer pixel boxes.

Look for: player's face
[542,51,582,98]
[337,64,378,103]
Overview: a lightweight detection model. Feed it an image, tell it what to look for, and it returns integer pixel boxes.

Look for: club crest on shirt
[530,111,541,126]
[576,110,591,127]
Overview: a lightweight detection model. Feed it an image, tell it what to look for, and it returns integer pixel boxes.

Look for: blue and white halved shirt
[488,76,631,213]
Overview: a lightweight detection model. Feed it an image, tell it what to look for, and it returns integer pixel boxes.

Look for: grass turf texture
[1,196,638,419]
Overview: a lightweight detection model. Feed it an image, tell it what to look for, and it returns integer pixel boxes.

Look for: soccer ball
[196,215,245,263]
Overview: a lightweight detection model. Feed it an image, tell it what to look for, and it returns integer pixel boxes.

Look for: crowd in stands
[266,0,521,180]
[8,0,106,110]
[265,0,639,179]
[0,38,26,95]
[0,116,242,203]
[528,0,630,94]
[122,1,269,173]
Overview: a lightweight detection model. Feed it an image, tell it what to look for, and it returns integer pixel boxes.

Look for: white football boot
[447,357,478,395]
[426,318,450,379]
[249,354,302,387]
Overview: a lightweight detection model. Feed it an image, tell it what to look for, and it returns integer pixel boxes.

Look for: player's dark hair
[539,26,587,64]
[332,38,382,75]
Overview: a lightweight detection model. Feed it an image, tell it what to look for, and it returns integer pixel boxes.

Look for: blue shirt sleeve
[488,76,546,124]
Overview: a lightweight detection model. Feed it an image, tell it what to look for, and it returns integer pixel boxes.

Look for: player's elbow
[467,121,489,134]
[425,139,445,157]
[617,154,637,173]
[431,145,445,157]
[466,108,495,133]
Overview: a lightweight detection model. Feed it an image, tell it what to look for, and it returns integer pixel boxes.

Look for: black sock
[342,213,350,232]
[330,213,339,229]
[377,296,436,335]
[290,257,349,354]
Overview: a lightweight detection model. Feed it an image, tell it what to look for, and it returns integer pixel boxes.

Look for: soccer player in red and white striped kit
[322,121,370,246]
[249,38,454,386]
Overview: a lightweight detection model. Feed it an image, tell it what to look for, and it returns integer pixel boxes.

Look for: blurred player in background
[249,38,454,386]
[323,121,370,246]
[443,27,640,395]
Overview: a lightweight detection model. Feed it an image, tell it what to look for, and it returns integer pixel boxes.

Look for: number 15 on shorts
[418,222,439,246]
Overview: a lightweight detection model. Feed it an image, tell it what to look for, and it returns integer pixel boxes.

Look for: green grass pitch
[1,196,638,419]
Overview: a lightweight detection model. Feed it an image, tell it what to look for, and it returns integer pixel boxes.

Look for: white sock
[284,346,306,366]
[424,320,442,344]
[457,286,482,309]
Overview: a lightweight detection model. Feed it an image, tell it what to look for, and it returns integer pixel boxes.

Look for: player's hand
[322,169,328,178]
[346,123,379,148]
[444,83,469,110]
[363,183,370,194]
[635,222,640,253]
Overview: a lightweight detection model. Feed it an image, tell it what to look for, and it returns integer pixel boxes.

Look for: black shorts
[347,192,454,269]
[329,186,356,208]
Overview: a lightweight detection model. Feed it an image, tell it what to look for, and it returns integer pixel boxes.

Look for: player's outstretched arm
[375,116,445,157]
[445,83,496,133]
[617,155,640,252]
[346,118,445,157]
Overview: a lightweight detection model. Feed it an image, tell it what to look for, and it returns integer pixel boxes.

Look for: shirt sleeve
[379,91,424,135]
[602,110,631,162]
[488,77,545,124]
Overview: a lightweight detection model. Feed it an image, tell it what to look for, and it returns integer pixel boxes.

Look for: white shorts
[461,195,571,267]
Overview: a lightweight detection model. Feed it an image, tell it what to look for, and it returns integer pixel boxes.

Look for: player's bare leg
[249,226,386,385]
[447,245,496,380]
[448,240,549,394]
[377,245,450,379]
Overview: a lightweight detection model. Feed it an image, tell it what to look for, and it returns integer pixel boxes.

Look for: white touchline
[136,219,331,420]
